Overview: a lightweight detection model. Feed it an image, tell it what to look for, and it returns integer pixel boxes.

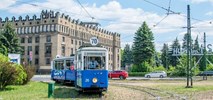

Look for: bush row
[0,53,35,90]
[128,72,148,77]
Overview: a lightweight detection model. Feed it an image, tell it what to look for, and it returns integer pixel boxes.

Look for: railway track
[110,83,187,100]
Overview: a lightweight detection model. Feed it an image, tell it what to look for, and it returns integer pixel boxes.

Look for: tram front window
[84,56,106,70]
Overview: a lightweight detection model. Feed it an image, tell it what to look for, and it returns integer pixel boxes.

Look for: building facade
[0,10,121,73]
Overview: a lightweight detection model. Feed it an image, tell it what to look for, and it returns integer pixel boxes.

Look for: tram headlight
[92,77,98,83]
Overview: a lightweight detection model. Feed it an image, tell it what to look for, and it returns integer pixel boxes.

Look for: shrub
[206,64,213,71]
[0,54,26,90]
[13,64,27,85]
[22,65,36,85]
[130,62,152,72]
[151,66,166,72]
[128,72,148,77]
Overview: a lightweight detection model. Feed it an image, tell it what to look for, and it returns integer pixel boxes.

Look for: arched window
[29,27,31,33]
[32,26,35,33]
[18,27,21,34]
[22,27,25,34]
[51,25,54,31]
[43,25,46,32]
[40,25,42,32]
[47,25,50,32]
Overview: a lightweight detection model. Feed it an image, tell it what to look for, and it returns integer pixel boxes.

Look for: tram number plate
[85,79,90,82]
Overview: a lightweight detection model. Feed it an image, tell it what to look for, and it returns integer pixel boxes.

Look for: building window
[37,21,39,24]
[71,39,73,44]
[71,48,73,54]
[21,38,25,43]
[46,58,50,64]
[52,20,54,22]
[35,46,39,55]
[45,45,51,54]
[35,36,40,43]
[22,23,25,25]
[79,41,81,45]
[62,37,65,42]
[35,58,39,65]
[75,40,77,45]
[29,22,32,25]
[61,45,65,56]
[21,46,25,55]
[28,37,32,43]
[27,46,32,55]
[46,35,51,42]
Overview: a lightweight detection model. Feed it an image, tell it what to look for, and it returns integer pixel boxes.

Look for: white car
[145,71,167,78]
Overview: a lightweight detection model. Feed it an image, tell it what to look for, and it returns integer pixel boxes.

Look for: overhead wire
[76,0,95,20]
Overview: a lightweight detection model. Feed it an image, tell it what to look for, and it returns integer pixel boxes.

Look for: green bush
[130,61,152,72]
[206,64,213,71]
[0,54,27,90]
[22,65,36,85]
[128,72,148,77]
[151,66,166,72]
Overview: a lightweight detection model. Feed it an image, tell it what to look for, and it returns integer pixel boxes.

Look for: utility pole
[186,5,193,88]
[204,32,207,70]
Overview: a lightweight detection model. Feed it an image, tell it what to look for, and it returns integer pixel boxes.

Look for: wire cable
[76,0,95,20]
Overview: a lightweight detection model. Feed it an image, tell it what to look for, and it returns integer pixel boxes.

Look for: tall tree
[182,33,188,50]
[132,21,155,65]
[122,44,133,68]
[161,43,169,69]
[169,37,181,67]
[0,23,22,55]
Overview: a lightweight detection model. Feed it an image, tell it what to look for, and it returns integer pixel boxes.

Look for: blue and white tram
[51,56,76,84]
[75,47,108,93]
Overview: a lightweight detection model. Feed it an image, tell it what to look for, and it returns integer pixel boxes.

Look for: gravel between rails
[110,83,187,100]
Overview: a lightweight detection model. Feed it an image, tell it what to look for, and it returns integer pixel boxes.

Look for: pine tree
[169,37,181,67]
[182,33,188,50]
[0,23,22,55]
[132,21,155,65]
[122,44,133,68]
[161,43,169,69]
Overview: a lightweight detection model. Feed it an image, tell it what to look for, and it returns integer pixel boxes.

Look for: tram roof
[53,56,74,60]
[78,47,107,51]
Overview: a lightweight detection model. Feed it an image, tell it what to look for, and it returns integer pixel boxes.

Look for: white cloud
[0,0,16,9]
[6,0,213,51]
[205,11,213,16]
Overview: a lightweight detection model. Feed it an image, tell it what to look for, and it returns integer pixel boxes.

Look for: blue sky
[0,0,213,51]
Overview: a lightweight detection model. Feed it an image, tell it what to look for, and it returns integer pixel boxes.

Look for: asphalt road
[31,75,187,82]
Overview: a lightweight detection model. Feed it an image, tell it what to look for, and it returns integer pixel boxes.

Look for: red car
[108,70,128,79]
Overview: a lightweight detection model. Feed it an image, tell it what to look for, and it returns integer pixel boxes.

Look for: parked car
[145,71,167,78]
[108,70,128,79]
[197,71,213,76]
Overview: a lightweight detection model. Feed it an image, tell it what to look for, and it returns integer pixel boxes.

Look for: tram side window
[54,60,64,70]
[66,60,74,70]
[77,54,82,70]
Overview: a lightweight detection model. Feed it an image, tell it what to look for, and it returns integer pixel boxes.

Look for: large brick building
[0,10,121,73]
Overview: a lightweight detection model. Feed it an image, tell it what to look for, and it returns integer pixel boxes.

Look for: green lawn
[0,82,101,100]
[0,82,50,100]
[1,80,213,100]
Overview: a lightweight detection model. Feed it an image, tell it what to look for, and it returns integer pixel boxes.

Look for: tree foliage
[168,37,181,67]
[161,43,169,69]
[122,44,133,68]
[0,23,22,55]
[132,21,155,66]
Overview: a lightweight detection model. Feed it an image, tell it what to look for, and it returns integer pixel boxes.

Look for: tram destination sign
[172,44,213,56]
[90,37,99,46]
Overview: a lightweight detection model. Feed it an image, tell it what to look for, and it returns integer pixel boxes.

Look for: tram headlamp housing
[92,78,98,83]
